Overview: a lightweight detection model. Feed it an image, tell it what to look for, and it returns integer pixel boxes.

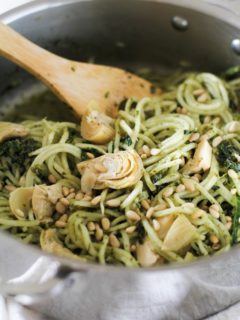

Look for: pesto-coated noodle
[1,70,240,267]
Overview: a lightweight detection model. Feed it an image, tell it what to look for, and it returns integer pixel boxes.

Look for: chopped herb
[135,222,146,244]
[104,91,110,99]
[217,141,240,172]
[120,135,132,146]
[151,173,162,184]
[222,65,240,81]
[31,164,49,182]
[221,202,233,216]
[66,128,79,143]
[80,150,88,161]
[71,66,76,72]
[80,148,101,161]
[0,138,40,174]
[232,196,240,244]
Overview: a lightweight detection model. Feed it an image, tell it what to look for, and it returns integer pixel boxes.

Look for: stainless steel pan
[1,1,240,319]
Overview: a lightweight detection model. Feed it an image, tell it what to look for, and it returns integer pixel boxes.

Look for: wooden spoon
[0,22,160,143]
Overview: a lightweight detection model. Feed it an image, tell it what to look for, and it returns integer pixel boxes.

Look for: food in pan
[0,68,240,267]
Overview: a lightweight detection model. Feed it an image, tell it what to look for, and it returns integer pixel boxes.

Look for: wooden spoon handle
[0,22,66,93]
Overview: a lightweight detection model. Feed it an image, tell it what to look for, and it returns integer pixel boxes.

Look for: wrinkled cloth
[2,0,240,319]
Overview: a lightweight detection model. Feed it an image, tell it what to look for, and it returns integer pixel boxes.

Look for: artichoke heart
[136,239,160,267]
[40,229,85,261]
[9,187,34,219]
[162,214,198,252]
[183,139,212,174]
[9,184,62,221]
[80,101,115,144]
[77,150,143,192]
[0,122,29,142]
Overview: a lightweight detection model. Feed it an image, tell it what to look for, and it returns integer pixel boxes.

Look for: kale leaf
[217,141,240,172]
[0,138,40,164]
[120,135,132,146]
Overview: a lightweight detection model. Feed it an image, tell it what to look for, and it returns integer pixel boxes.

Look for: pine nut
[191,209,203,219]
[154,202,167,211]
[59,214,68,222]
[184,179,195,192]
[176,184,186,193]
[55,202,66,214]
[87,221,96,231]
[163,186,174,198]
[126,226,136,234]
[176,107,182,114]
[141,199,150,210]
[231,188,237,195]
[212,136,223,147]
[141,154,147,159]
[142,145,150,156]
[210,234,219,244]
[5,185,16,192]
[91,195,101,206]
[86,152,95,159]
[182,202,195,209]
[130,244,136,252]
[126,210,140,221]
[106,199,121,207]
[62,187,70,197]
[193,88,205,96]
[203,115,211,124]
[226,221,232,230]
[146,207,155,219]
[83,194,92,201]
[48,174,57,184]
[101,217,110,230]
[60,198,69,206]
[198,94,208,103]
[67,192,76,200]
[212,117,221,125]
[55,220,67,228]
[69,188,75,193]
[226,216,232,222]
[209,204,219,212]
[209,208,220,219]
[109,234,120,248]
[193,174,202,182]
[153,219,161,231]
[95,225,103,241]
[75,192,84,200]
[181,107,187,114]
[189,132,200,142]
